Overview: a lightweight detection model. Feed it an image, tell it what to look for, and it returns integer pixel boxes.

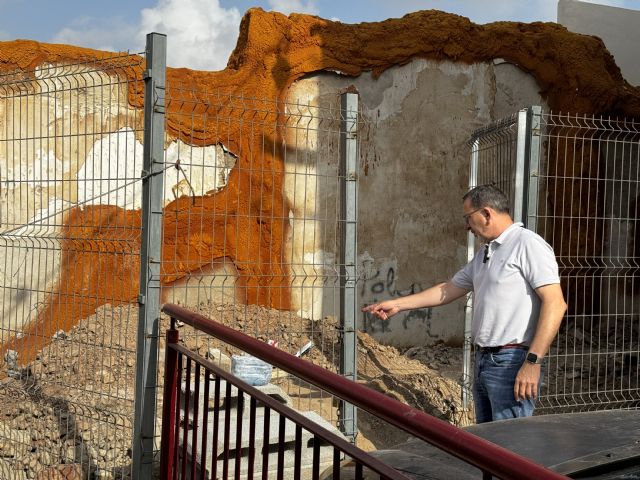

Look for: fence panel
[468,107,640,414]
[468,112,521,213]
[533,112,640,413]
[156,85,362,435]
[463,112,521,408]
[0,54,146,478]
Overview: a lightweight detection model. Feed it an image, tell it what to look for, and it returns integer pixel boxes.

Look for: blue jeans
[473,348,544,423]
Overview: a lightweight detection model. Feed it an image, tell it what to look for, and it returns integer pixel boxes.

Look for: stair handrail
[164,341,412,479]
[162,303,567,480]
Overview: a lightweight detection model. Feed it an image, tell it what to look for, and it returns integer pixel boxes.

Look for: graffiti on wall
[359,253,438,338]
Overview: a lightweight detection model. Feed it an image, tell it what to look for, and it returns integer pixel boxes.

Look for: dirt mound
[176,301,471,427]
[0,303,137,479]
[0,301,468,477]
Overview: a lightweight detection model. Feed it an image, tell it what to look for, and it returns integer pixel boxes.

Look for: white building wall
[558,0,640,86]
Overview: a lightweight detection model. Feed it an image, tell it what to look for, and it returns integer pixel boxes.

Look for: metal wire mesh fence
[0,54,145,478]
[468,112,520,210]
[0,36,361,477]
[468,106,640,415]
[157,84,362,436]
[534,111,640,413]
[462,112,522,409]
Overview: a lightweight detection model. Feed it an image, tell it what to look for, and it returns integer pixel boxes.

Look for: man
[362,184,567,422]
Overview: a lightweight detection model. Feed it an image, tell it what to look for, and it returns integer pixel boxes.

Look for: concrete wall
[0,57,547,349]
[558,0,640,86]
[286,58,548,347]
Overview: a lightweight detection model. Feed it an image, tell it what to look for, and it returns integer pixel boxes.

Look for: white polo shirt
[452,222,560,347]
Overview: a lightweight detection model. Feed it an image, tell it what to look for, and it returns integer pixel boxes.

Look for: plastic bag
[231,355,273,386]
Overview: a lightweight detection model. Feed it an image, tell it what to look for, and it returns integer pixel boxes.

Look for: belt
[475,343,528,353]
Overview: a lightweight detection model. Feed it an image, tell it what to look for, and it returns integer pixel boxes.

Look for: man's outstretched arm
[362,281,469,320]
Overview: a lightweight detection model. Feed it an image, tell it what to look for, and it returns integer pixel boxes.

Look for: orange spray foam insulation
[0,8,639,364]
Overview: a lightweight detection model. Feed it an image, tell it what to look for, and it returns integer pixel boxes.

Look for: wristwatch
[526,352,543,364]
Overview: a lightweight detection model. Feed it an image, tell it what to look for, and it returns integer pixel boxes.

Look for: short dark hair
[463,184,510,213]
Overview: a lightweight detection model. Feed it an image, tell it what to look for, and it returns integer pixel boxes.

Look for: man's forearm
[393,281,468,312]
[515,283,567,400]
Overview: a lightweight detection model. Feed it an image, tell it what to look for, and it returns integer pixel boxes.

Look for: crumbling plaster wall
[286,58,548,347]
[4,7,638,359]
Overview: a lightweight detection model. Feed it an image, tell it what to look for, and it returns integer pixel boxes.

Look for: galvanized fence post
[514,107,532,224]
[133,32,167,480]
[339,92,358,439]
[462,138,480,410]
[525,106,542,233]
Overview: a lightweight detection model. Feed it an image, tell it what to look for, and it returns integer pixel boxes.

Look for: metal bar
[312,437,320,480]
[223,380,232,479]
[133,31,167,480]
[277,414,286,480]
[173,354,183,480]
[333,447,340,479]
[469,137,479,191]
[514,108,530,223]
[181,358,192,480]
[294,425,302,480]
[525,106,542,233]
[212,375,221,480]
[235,391,244,479]
[339,91,358,439]
[463,137,480,410]
[200,370,210,480]
[159,328,179,480]
[191,364,201,480]
[261,406,270,480]
[248,397,257,480]
[163,304,567,480]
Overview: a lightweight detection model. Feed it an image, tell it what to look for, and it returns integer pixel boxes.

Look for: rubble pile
[0,301,468,478]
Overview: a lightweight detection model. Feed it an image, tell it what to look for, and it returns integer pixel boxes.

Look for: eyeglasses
[462,208,483,223]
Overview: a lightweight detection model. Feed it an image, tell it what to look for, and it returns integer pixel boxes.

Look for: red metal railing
[160,303,567,480]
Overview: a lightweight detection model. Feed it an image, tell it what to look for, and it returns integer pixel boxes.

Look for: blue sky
[1,0,638,70]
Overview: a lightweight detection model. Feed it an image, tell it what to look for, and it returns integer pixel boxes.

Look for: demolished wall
[286,59,548,345]
[1,8,640,358]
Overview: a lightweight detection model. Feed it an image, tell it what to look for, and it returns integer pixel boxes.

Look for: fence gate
[467,106,640,414]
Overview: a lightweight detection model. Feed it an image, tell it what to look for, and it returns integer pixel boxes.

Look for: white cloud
[137,0,242,71]
[49,0,243,71]
[45,0,320,71]
[267,0,319,15]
